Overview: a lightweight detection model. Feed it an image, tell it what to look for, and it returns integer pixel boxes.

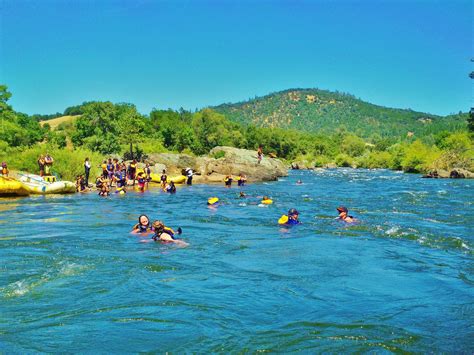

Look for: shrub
[335,153,353,167]
[358,151,392,169]
[212,151,226,159]
[314,155,331,167]
[341,135,366,157]
[401,140,441,173]
[0,145,103,181]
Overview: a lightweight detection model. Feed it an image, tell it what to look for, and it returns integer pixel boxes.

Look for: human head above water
[152,220,164,231]
[288,208,299,217]
[337,206,348,214]
[138,215,150,226]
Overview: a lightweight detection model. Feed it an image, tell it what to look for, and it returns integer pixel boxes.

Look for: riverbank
[2,144,473,184]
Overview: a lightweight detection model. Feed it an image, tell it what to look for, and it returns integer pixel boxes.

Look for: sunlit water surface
[1,169,473,352]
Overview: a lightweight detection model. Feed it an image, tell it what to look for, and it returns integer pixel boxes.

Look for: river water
[1,169,473,352]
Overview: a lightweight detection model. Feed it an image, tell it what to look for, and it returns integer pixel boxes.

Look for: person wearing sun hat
[336,206,356,223]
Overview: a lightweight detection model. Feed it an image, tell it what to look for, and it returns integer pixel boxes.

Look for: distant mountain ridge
[212,88,466,138]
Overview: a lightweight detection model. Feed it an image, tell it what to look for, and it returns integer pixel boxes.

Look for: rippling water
[1,169,473,352]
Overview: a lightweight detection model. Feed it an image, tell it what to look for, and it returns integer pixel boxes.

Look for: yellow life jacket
[207,197,219,205]
[278,215,289,225]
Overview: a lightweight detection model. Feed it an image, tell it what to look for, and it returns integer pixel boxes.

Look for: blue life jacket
[286,218,300,226]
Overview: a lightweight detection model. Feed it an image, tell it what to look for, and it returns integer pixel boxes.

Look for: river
[1,169,473,352]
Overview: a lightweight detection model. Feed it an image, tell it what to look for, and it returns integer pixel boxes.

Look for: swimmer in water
[131,214,152,234]
[151,221,188,246]
[296,180,303,185]
[336,206,356,223]
[278,208,301,225]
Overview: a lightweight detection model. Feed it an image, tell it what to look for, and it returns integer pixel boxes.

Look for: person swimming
[151,220,187,246]
[131,214,152,234]
[296,180,303,185]
[278,208,301,225]
[336,206,356,223]
[207,197,219,206]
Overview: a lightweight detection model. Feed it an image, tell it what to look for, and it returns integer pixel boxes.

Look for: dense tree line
[0,84,472,179]
[214,88,468,139]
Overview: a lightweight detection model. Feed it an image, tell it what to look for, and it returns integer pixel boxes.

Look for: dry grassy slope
[40,115,80,129]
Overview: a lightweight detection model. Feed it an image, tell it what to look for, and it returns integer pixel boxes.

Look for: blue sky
[1,0,471,116]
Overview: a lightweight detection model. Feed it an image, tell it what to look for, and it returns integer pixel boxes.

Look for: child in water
[151,221,187,246]
[131,214,152,234]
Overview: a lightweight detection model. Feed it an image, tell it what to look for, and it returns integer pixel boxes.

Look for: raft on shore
[3,172,77,195]
[0,176,30,197]
[17,173,75,194]
[21,180,76,194]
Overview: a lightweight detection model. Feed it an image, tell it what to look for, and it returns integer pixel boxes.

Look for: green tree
[341,135,366,157]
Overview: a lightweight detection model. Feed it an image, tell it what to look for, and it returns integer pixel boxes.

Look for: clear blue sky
[1,0,472,116]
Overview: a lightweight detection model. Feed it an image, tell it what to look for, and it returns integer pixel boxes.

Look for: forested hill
[213,89,467,138]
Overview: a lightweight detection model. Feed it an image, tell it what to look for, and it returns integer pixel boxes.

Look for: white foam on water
[386,226,400,235]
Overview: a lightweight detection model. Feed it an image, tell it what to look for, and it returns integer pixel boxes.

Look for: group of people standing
[76,158,178,196]
[76,158,152,195]
[37,153,54,176]
[224,174,247,188]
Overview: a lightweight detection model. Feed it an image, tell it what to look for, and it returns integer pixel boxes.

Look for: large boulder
[421,168,474,179]
[150,163,167,175]
[450,168,474,178]
[140,147,288,183]
[205,146,288,181]
[147,153,197,175]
